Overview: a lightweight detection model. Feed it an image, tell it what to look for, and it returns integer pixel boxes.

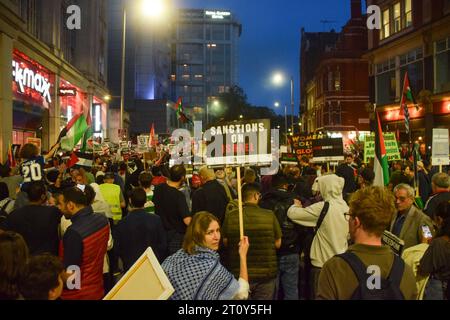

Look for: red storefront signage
[381,105,424,122]
[58,87,77,96]
[12,50,54,107]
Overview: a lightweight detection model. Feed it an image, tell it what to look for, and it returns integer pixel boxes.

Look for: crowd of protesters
[0,142,449,300]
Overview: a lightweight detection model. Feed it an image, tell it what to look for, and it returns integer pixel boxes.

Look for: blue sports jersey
[20,156,45,189]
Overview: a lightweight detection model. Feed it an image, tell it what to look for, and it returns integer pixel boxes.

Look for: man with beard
[57,187,109,300]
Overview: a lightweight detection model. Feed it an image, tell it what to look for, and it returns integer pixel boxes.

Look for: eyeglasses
[344,213,354,221]
[395,196,408,202]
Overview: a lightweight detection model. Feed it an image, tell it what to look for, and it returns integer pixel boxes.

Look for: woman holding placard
[162,212,250,300]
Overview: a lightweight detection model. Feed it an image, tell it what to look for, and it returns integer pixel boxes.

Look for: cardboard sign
[137,135,150,152]
[204,119,271,167]
[432,128,449,166]
[104,247,174,300]
[288,133,325,162]
[312,138,344,162]
[280,153,298,165]
[382,230,405,256]
[364,133,401,163]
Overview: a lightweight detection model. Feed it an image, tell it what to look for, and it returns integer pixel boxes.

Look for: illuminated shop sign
[58,87,77,96]
[205,10,231,19]
[12,51,54,106]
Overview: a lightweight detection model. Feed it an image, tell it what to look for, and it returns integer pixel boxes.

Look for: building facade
[172,9,241,124]
[107,0,172,138]
[300,0,370,141]
[0,0,109,163]
[365,0,450,147]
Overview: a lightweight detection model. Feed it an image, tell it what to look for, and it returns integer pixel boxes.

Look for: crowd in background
[0,142,449,300]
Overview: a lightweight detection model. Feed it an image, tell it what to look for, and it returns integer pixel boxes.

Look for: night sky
[175,0,358,115]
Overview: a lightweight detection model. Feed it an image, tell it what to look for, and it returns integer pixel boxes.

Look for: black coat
[191,180,229,224]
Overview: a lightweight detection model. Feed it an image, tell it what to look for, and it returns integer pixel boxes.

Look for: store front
[12,49,54,149]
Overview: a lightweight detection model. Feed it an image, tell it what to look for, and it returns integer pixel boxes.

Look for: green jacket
[222,203,282,281]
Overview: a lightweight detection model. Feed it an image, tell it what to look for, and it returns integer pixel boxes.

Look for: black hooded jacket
[260,189,301,255]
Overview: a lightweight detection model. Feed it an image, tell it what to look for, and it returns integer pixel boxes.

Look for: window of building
[393,3,401,33]
[405,0,412,27]
[225,26,230,40]
[212,24,225,40]
[376,58,396,105]
[380,0,413,40]
[381,8,390,40]
[179,23,203,40]
[435,37,450,93]
[328,71,333,92]
[335,69,341,91]
[400,47,424,95]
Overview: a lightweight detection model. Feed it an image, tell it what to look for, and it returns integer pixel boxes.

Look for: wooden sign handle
[236,167,244,240]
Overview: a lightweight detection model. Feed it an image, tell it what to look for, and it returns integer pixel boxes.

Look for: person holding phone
[419,201,450,300]
[390,184,435,250]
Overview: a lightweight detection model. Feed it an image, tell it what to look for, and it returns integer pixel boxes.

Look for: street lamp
[120,0,167,131]
[272,72,295,134]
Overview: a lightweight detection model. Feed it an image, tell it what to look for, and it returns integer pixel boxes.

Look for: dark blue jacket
[115,209,167,271]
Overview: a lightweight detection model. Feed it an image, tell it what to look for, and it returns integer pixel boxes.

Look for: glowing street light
[120,0,168,131]
[271,71,295,135]
[142,0,166,17]
[272,73,284,86]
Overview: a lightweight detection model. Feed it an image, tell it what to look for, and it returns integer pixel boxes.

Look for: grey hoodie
[288,174,349,268]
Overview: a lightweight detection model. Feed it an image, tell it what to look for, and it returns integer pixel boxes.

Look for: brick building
[300,0,370,136]
[364,0,450,148]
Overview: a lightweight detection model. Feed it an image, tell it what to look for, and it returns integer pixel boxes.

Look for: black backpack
[338,251,405,300]
[271,197,299,252]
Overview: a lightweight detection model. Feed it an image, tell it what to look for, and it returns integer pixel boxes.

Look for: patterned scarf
[162,247,239,300]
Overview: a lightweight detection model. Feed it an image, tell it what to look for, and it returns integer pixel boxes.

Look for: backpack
[272,198,300,252]
[225,199,239,216]
[338,251,405,300]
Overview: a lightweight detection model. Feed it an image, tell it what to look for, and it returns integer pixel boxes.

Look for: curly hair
[349,186,396,237]
[19,143,39,160]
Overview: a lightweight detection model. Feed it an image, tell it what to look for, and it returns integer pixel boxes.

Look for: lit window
[382,8,390,39]
[334,70,341,91]
[405,0,412,27]
[394,3,401,33]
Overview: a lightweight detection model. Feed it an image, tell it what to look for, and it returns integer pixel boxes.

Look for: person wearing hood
[260,174,300,300]
[288,174,349,299]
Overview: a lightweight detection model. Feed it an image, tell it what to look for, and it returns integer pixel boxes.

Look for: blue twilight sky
[174,0,362,115]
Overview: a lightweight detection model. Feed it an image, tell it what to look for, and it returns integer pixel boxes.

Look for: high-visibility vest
[99,183,122,221]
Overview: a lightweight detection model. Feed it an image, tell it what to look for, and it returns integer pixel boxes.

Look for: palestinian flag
[59,113,89,151]
[174,97,193,125]
[400,72,418,135]
[67,152,93,168]
[81,109,93,153]
[373,112,389,187]
[175,97,183,117]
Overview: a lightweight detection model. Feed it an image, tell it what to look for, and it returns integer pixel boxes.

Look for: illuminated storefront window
[11,49,55,146]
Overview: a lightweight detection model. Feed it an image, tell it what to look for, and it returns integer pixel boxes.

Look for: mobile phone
[77,184,86,192]
[421,225,433,239]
